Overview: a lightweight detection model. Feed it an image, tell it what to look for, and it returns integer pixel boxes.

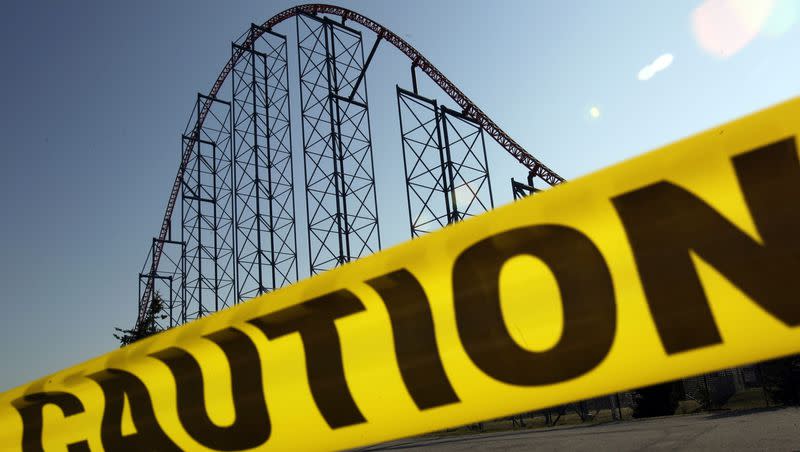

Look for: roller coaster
[134,4,564,332]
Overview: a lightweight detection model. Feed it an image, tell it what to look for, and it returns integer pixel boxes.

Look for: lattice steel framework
[136,4,565,331]
[397,86,493,237]
[138,233,184,329]
[296,13,381,274]
[231,25,298,302]
[180,94,236,321]
[397,87,450,236]
[440,106,494,221]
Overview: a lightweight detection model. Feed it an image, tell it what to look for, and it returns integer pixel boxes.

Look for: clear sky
[1,0,799,392]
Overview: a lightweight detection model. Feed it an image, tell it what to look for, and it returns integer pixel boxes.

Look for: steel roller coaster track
[137,3,564,328]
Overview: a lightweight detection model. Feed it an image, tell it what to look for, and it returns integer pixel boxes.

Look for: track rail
[138,3,564,327]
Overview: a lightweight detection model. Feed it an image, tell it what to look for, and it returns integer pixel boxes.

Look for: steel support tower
[180,94,236,321]
[135,5,565,333]
[138,232,184,329]
[397,87,493,237]
[296,13,381,274]
[231,25,298,301]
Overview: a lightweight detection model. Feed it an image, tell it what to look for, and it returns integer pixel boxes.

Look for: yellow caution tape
[4,98,800,451]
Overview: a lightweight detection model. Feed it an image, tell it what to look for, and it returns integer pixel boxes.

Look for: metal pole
[440,107,459,223]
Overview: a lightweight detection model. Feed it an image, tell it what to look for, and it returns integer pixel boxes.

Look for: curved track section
[138,3,564,327]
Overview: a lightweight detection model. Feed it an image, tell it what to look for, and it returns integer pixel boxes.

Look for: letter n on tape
[613,137,800,354]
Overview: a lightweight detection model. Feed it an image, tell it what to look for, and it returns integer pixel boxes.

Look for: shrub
[113,292,166,346]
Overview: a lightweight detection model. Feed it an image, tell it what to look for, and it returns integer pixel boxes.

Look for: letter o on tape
[452,225,616,385]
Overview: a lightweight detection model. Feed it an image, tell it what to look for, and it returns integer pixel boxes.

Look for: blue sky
[1,0,799,392]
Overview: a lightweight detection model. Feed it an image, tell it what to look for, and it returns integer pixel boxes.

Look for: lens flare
[763,0,799,36]
[691,0,784,58]
[638,53,674,81]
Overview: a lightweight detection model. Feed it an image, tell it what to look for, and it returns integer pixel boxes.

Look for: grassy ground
[722,388,771,410]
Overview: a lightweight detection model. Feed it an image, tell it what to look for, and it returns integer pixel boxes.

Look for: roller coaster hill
[132,4,565,334]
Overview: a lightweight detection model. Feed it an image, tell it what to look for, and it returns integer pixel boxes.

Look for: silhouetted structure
[134,4,564,332]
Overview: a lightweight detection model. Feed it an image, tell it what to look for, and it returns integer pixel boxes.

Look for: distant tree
[760,355,800,406]
[632,381,682,418]
[114,292,166,346]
